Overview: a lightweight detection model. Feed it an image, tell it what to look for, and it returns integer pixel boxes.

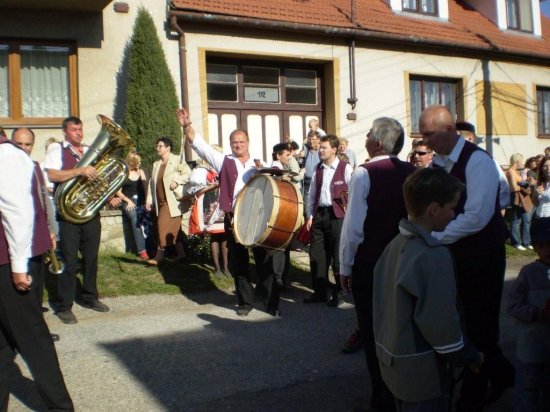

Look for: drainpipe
[170,15,192,161]
[347,0,358,114]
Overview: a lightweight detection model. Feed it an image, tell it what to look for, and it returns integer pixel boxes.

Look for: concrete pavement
[9,254,518,411]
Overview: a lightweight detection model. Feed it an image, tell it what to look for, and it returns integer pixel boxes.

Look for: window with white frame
[409,76,460,133]
[537,87,550,136]
[0,41,77,125]
[505,0,533,32]
[402,0,437,15]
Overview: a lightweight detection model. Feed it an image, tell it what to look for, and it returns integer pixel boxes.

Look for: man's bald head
[419,105,458,155]
[12,127,35,156]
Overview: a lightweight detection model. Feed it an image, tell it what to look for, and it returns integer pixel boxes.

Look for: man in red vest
[340,117,415,411]
[304,134,352,304]
[0,128,73,410]
[44,117,110,324]
[178,108,283,317]
[420,105,513,410]
[12,127,60,341]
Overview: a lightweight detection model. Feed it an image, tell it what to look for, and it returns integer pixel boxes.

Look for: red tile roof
[171,0,550,60]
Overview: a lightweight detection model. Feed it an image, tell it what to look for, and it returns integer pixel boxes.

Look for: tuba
[55,114,134,224]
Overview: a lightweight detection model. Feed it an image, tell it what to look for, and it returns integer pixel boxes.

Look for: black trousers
[0,263,73,411]
[308,207,342,299]
[352,260,395,410]
[57,215,101,310]
[454,245,513,411]
[225,215,283,312]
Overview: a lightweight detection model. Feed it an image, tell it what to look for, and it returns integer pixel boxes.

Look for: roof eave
[169,9,550,66]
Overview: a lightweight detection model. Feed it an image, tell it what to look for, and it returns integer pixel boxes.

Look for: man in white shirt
[420,105,513,410]
[43,117,109,324]
[304,135,352,304]
[0,129,73,410]
[339,117,415,411]
[177,108,283,317]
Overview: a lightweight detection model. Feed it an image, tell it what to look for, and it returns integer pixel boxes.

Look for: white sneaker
[515,245,526,251]
[526,245,534,250]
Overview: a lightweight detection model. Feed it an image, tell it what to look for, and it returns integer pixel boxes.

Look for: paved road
[9,257,518,411]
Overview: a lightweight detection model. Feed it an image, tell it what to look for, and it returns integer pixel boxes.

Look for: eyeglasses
[413,150,432,156]
[156,144,165,148]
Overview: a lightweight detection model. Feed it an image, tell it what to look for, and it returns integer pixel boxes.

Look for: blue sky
[542,1,550,18]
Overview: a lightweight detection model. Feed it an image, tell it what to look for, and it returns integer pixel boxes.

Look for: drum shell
[233,174,303,250]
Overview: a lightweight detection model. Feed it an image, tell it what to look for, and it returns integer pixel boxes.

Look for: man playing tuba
[44,117,111,324]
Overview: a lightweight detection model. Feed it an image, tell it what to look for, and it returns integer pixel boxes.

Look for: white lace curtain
[20,45,70,118]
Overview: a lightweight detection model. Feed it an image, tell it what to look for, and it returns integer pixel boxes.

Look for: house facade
[1,0,550,166]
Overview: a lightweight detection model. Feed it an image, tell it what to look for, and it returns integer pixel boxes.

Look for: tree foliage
[123,8,181,168]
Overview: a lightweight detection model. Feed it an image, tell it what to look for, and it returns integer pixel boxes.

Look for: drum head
[234,175,274,246]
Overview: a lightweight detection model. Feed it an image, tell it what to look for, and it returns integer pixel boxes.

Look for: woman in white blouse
[533,157,550,218]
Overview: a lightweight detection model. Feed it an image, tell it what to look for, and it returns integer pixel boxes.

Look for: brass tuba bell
[55,115,134,224]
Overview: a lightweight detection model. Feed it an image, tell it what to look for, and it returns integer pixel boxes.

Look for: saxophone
[55,115,134,224]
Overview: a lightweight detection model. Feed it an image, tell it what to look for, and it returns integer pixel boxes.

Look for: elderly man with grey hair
[339,117,416,412]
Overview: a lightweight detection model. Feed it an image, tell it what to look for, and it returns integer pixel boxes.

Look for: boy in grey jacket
[373,168,483,411]
[507,217,550,412]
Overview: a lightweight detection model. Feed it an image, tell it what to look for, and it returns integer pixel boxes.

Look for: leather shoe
[56,309,78,324]
[236,306,252,317]
[51,333,60,342]
[266,308,281,317]
[303,295,327,304]
[327,292,344,307]
[81,299,110,312]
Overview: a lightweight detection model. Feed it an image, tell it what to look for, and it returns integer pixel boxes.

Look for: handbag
[295,223,312,245]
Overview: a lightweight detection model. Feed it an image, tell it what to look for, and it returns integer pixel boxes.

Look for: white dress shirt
[43,140,88,171]
[535,183,550,217]
[0,143,34,273]
[339,155,393,276]
[191,134,259,209]
[431,137,500,244]
[306,158,353,218]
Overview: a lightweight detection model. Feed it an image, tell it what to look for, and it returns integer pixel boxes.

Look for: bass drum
[233,174,303,250]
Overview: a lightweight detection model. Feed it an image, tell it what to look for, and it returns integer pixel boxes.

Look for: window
[206,64,238,102]
[285,69,317,104]
[537,87,550,136]
[243,66,280,103]
[206,59,321,108]
[402,0,437,15]
[506,0,533,32]
[409,76,459,133]
[0,41,77,125]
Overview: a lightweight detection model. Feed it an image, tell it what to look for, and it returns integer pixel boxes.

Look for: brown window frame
[206,56,323,112]
[537,86,550,138]
[409,75,462,136]
[402,0,438,17]
[0,38,79,126]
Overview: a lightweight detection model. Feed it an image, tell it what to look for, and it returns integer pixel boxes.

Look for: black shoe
[51,333,60,342]
[236,306,252,317]
[303,295,327,304]
[327,292,344,307]
[266,308,281,317]
[41,307,49,313]
[56,309,78,324]
[81,299,110,312]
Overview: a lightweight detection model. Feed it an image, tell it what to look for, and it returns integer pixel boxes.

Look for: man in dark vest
[0,129,73,410]
[177,108,282,317]
[304,134,352,304]
[44,117,109,324]
[339,117,415,411]
[420,105,513,410]
[12,127,61,340]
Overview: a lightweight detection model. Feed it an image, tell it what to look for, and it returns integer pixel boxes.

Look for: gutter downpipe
[347,0,358,111]
[169,10,550,65]
[170,14,192,161]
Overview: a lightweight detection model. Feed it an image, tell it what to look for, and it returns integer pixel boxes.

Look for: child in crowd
[373,167,483,411]
[507,217,550,412]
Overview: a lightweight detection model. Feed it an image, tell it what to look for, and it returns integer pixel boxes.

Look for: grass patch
[44,249,311,300]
